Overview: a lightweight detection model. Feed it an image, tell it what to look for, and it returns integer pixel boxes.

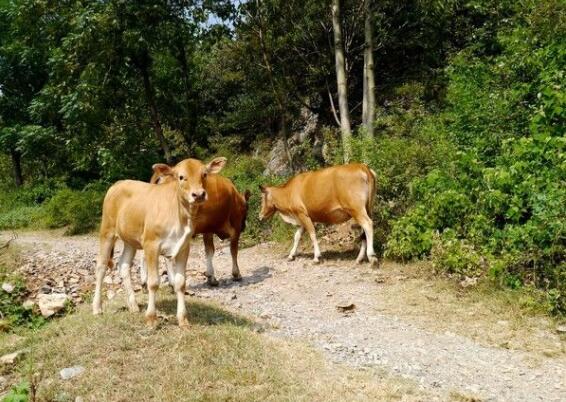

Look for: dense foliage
[385,0,566,313]
[0,0,564,313]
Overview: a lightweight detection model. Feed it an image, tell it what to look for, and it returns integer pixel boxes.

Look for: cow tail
[108,245,115,269]
[366,166,377,218]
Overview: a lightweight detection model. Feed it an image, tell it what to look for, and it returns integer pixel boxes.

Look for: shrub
[385,206,434,261]
[430,231,487,278]
[2,381,30,402]
[0,206,41,230]
[385,0,566,314]
[40,188,104,235]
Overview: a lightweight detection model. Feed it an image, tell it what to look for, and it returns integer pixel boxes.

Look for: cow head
[258,185,277,220]
[152,157,227,204]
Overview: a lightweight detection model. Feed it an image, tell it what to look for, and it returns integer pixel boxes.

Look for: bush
[430,231,487,278]
[2,380,30,402]
[385,0,566,314]
[0,206,41,230]
[40,188,104,235]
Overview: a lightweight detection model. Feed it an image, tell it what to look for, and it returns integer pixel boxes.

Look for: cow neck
[270,186,290,214]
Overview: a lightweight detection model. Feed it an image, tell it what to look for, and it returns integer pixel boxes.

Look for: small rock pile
[15,246,144,316]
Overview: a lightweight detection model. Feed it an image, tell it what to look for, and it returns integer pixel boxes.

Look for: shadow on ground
[155,298,251,327]
[190,265,273,290]
[293,248,362,263]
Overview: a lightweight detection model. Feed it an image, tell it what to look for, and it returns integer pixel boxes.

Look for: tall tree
[254,0,294,172]
[362,0,376,138]
[331,0,352,162]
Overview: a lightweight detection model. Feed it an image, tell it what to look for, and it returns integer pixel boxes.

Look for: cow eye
[203,172,208,178]
[179,175,184,181]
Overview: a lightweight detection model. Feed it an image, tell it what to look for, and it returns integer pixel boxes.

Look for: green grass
[0,295,435,402]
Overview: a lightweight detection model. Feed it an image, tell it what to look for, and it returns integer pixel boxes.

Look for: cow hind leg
[203,233,218,286]
[230,235,242,281]
[288,227,304,261]
[356,232,367,264]
[93,234,116,315]
[352,210,378,267]
[297,214,321,263]
[119,243,139,312]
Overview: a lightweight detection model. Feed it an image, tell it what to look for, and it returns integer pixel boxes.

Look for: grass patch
[376,261,566,357]
[0,295,437,402]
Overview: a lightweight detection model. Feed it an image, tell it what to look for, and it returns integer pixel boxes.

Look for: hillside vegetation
[0,0,564,313]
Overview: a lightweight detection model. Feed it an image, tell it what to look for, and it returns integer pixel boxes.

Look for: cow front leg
[119,244,139,312]
[143,243,160,327]
[203,233,218,286]
[173,245,190,328]
[297,214,321,263]
[288,227,304,261]
[230,236,242,281]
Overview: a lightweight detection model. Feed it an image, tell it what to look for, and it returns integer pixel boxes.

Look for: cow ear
[152,163,173,178]
[206,157,227,174]
[243,189,251,202]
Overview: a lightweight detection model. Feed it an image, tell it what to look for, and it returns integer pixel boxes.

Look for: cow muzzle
[190,190,207,203]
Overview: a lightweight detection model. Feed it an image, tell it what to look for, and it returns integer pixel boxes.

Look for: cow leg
[164,257,175,292]
[353,211,378,266]
[119,243,139,312]
[230,235,242,281]
[356,233,367,264]
[297,214,321,263]
[93,234,116,315]
[203,233,218,286]
[288,227,304,261]
[143,243,160,327]
[140,260,147,289]
[173,245,190,328]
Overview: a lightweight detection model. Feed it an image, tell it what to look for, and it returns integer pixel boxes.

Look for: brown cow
[259,163,378,265]
[143,170,250,286]
[92,157,227,328]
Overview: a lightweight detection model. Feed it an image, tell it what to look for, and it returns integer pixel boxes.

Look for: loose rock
[37,293,69,317]
[1,282,14,293]
[0,350,24,365]
[60,366,85,380]
[336,302,356,312]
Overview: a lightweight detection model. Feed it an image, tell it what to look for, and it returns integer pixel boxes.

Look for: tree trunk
[332,0,352,162]
[363,0,376,138]
[138,53,173,164]
[256,0,294,172]
[176,42,196,148]
[10,149,23,187]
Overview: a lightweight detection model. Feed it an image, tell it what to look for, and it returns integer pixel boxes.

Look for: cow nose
[192,190,206,201]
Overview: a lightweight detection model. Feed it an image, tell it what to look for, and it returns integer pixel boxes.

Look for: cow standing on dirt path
[143,169,250,287]
[92,157,227,328]
[259,163,378,266]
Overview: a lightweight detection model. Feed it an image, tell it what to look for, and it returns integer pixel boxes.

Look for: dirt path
[6,231,566,401]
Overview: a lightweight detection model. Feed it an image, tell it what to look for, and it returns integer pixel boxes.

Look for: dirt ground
[4,230,566,401]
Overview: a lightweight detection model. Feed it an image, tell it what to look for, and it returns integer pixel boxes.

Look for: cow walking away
[259,163,378,265]
[92,157,227,328]
[143,169,250,287]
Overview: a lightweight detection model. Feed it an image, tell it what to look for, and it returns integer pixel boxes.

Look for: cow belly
[310,208,351,225]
